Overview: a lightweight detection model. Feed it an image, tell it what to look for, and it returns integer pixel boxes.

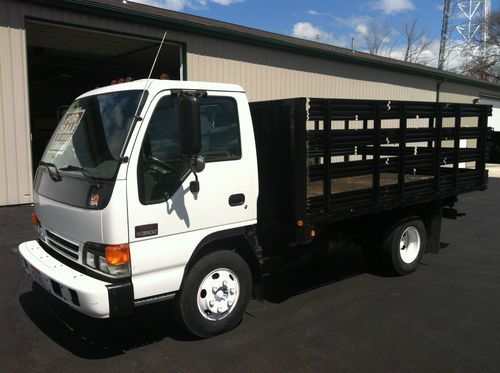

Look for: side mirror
[189,155,205,173]
[178,95,201,156]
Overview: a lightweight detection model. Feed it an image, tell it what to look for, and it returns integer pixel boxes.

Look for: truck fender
[376,203,442,253]
[181,226,263,297]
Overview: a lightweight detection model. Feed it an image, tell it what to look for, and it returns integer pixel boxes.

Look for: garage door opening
[26,20,183,172]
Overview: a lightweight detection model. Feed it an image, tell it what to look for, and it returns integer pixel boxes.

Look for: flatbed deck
[307,173,433,197]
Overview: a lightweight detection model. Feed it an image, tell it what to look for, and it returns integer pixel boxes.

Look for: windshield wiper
[59,165,101,187]
[40,161,62,182]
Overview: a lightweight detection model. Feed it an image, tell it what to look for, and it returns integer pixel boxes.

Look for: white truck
[19,79,490,338]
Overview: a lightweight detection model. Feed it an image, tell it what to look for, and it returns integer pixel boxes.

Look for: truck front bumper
[19,240,133,318]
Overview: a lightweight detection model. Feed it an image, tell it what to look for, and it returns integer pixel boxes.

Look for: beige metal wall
[185,34,437,102]
[0,2,32,206]
[440,81,500,103]
[1,0,499,205]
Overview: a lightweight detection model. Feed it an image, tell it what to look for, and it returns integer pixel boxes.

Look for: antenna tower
[438,0,491,70]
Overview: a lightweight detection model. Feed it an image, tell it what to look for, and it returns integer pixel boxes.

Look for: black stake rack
[250,98,491,245]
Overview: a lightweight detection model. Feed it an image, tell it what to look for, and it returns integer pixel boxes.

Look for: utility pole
[438,0,451,70]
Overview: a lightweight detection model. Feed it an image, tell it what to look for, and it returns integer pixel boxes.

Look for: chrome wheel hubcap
[197,268,240,321]
[399,226,421,264]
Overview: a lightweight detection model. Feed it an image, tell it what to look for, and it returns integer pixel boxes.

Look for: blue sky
[131,0,498,67]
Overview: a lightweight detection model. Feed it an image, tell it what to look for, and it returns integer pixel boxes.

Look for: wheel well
[184,234,263,295]
[380,215,421,242]
[365,201,442,246]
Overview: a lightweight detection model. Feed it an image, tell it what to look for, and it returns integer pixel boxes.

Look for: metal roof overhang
[26,0,500,92]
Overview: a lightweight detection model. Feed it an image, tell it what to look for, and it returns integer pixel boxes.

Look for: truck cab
[20,80,259,337]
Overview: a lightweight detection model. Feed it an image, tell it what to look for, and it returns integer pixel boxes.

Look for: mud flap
[426,208,442,254]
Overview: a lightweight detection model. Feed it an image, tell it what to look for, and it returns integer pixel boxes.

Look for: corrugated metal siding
[185,34,437,102]
[0,1,32,206]
[440,81,500,103]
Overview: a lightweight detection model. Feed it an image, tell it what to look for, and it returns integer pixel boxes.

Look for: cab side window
[199,97,241,161]
[137,96,241,205]
[138,97,187,204]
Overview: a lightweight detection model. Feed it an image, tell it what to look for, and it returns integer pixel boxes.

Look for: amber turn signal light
[31,212,40,226]
[105,244,131,265]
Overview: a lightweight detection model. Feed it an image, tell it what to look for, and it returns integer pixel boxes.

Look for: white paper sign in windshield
[45,108,85,161]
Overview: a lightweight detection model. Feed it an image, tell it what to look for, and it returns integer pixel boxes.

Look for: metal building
[1,0,499,206]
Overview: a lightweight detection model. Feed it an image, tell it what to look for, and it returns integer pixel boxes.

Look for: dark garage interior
[26,20,183,172]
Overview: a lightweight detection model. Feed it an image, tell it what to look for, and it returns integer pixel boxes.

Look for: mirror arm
[190,172,200,194]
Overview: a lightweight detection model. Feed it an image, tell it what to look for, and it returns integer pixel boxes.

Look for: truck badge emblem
[135,224,158,238]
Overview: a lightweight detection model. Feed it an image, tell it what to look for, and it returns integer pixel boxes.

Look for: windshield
[41,90,146,180]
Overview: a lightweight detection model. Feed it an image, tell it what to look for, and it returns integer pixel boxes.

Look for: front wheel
[382,219,426,275]
[176,250,252,338]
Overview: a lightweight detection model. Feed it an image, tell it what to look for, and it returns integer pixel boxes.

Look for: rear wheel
[176,250,252,338]
[382,219,426,275]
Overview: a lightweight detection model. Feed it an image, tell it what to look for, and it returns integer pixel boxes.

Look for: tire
[175,250,252,338]
[381,219,426,275]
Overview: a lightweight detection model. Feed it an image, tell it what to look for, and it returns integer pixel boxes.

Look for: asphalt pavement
[1,179,500,372]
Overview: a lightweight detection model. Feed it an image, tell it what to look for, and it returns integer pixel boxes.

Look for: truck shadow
[19,287,196,359]
[19,241,451,359]
[262,244,367,303]
[262,241,451,303]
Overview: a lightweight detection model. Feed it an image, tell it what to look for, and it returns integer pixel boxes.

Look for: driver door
[125,91,257,300]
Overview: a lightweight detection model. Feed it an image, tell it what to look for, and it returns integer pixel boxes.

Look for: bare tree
[401,15,433,64]
[486,10,500,46]
[362,21,393,56]
[463,55,498,80]
[464,10,500,82]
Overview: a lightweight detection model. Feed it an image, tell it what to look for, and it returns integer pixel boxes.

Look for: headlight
[86,252,96,268]
[84,242,131,278]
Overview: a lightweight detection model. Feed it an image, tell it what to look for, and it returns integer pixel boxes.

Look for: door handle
[228,193,245,206]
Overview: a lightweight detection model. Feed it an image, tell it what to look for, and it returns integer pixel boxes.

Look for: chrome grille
[45,230,80,261]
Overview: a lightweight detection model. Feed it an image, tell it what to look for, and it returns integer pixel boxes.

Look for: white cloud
[131,0,190,11]
[210,0,243,5]
[292,22,333,42]
[386,47,406,60]
[438,40,476,71]
[307,10,330,16]
[292,22,349,47]
[373,0,415,15]
[334,15,377,40]
[355,23,369,36]
[334,15,373,29]
[130,0,242,11]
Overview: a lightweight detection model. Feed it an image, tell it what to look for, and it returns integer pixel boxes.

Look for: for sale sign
[45,108,85,161]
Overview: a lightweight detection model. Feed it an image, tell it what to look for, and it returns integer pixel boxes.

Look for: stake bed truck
[19,80,491,337]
